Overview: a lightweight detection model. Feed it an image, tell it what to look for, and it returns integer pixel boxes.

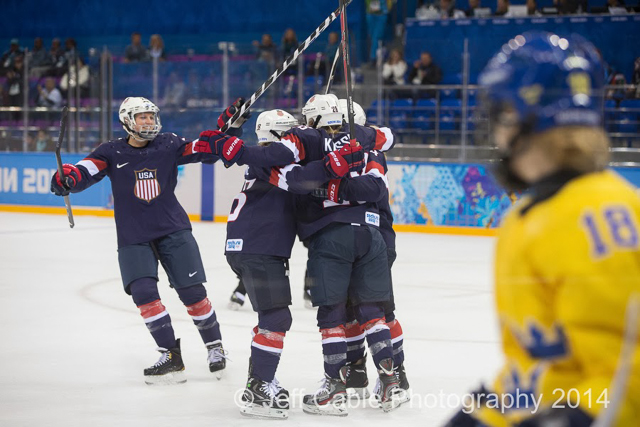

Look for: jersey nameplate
[226,239,244,251]
[365,212,380,227]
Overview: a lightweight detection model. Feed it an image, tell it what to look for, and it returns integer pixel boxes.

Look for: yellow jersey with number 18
[482,170,640,427]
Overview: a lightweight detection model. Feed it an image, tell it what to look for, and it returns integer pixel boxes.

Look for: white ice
[0,212,503,427]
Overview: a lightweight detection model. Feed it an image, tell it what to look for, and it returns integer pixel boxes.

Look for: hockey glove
[336,142,364,173]
[197,129,245,167]
[217,97,251,137]
[324,151,349,179]
[311,180,343,204]
[50,164,81,196]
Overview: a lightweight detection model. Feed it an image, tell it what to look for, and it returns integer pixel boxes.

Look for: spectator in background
[60,57,91,98]
[282,28,298,76]
[30,38,51,77]
[554,0,588,14]
[527,0,543,15]
[124,32,148,63]
[253,33,278,66]
[606,0,628,13]
[382,48,407,86]
[149,34,166,62]
[34,128,54,152]
[408,51,442,98]
[464,0,481,16]
[1,39,24,76]
[5,54,25,120]
[366,0,390,66]
[49,38,66,76]
[438,0,466,18]
[633,57,640,98]
[37,77,63,108]
[163,71,186,107]
[494,0,512,16]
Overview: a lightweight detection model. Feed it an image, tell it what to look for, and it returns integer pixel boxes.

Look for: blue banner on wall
[0,153,112,208]
[389,162,640,228]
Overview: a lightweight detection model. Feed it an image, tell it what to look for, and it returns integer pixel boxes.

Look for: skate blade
[347,387,370,399]
[240,404,288,420]
[212,368,225,380]
[144,370,187,386]
[228,301,243,311]
[302,401,348,417]
[381,390,408,412]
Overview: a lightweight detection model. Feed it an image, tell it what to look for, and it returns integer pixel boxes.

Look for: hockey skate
[345,356,370,399]
[206,341,228,380]
[143,338,186,385]
[302,367,348,416]
[239,375,289,420]
[228,291,246,311]
[372,358,406,412]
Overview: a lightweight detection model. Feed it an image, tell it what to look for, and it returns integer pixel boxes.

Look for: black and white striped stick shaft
[54,106,75,228]
[339,0,356,144]
[221,0,352,132]
[324,44,341,94]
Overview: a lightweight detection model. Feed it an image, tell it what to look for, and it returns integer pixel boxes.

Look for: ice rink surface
[0,212,503,426]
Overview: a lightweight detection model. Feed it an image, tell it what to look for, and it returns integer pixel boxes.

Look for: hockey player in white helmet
[50,96,240,384]
[118,97,163,142]
[255,109,300,145]
[301,93,344,129]
[338,98,367,126]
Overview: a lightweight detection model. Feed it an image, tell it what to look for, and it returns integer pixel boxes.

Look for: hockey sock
[176,285,222,345]
[249,307,291,382]
[317,304,348,379]
[387,316,405,367]
[185,298,222,345]
[345,320,366,363]
[355,303,393,370]
[138,299,176,349]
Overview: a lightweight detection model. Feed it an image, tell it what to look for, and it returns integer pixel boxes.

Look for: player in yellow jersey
[444,31,640,427]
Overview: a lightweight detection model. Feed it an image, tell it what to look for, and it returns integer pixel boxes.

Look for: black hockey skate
[373,358,406,412]
[396,362,410,392]
[228,290,246,311]
[143,338,186,385]
[345,355,370,399]
[302,366,348,416]
[206,341,227,380]
[239,375,289,420]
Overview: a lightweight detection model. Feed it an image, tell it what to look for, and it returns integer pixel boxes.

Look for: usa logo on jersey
[134,169,160,202]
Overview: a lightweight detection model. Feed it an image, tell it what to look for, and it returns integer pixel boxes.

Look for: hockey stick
[220,0,352,132]
[324,44,341,94]
[592,294,640,427]
[54,106,75,228]
[339,0,357,145]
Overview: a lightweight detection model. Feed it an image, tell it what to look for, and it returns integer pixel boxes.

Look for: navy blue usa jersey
[237,123,396,168]
[70,133,219,247]
[338,151,395,249]
[224,166,297,258]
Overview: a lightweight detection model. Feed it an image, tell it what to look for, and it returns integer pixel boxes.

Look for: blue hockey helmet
[478,31,605,134]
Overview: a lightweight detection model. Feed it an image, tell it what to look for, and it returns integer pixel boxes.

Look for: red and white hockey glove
[217,97,251,137]
[50,164,82,196]
[335,142,364,173]
[197,129,245,167]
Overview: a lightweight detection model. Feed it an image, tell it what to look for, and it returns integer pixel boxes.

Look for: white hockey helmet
[301,94,343,128]
[118,97,162,140]
[338,99,366,126]
[255,109,299,145]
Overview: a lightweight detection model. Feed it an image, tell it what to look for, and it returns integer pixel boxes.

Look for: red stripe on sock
[361,317,386,332]
[186,298,212,317]
[253,330,286,350]
[387,319,403,340]
[321,325,345,340]
[345,321,364,339]
[138,299,166,319]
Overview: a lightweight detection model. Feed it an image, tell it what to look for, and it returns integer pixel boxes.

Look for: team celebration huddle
[46,1,640,426]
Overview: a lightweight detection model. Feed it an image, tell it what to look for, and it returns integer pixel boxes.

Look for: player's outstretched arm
[50,148,109,196]
[356,123,396,153]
